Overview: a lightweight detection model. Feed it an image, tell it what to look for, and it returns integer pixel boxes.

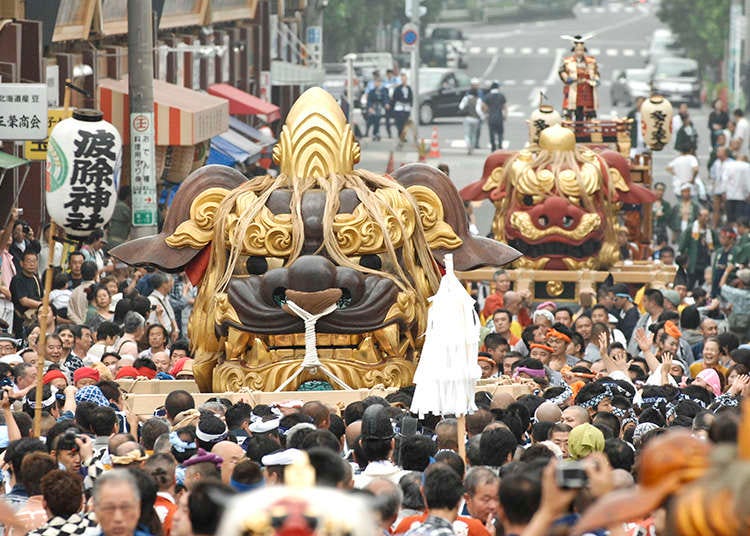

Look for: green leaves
[657,0,730,67]
[323,0,444,61]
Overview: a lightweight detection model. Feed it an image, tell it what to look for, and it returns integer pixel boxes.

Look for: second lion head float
[111,87,520,392]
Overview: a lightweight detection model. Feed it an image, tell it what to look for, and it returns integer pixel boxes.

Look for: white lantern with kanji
[640,95,673,151]
[528,105,562,145]
[46,109,122,237]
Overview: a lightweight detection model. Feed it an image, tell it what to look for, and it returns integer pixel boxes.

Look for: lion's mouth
[221,322,415,365]
[508,238,602,259]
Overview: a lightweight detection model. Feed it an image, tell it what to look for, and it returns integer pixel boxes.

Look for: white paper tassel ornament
[410,253,481,418]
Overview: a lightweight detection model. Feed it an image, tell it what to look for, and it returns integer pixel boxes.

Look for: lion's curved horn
[393,163,521,271]
[109,165,248,271]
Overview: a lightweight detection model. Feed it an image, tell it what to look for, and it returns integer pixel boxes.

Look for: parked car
[420,39,462,69]
[650,57,701,107]
[417,68,472,124]
[647,29,685,65]
[428,27,467,67]
[610,68,651,106]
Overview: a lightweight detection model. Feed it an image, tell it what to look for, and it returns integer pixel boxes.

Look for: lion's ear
[109,165,247,273]
[392,163,521,271]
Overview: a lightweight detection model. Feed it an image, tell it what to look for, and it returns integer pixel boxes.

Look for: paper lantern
[640,95,673,151]
[528,105,562,144]
[46,109,122,237]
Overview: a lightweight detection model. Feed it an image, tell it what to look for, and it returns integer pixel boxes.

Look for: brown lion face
[111,88,519,392]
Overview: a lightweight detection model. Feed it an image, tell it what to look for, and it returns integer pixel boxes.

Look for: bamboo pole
[457,414,467,463]
[33,221,56,437]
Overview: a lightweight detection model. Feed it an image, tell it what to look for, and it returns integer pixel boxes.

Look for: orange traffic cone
[385,151,395,175]
[429,127,441,158]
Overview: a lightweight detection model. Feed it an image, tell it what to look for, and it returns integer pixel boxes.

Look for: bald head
[504,291,520,307]
[534,402,562,423]
[212,441,245,484]
[345,421,361,450]
[561,405,589,428]
[435,418,458,451]
[612,468,635,490]
[365,478,403,529]
[490,392,515,410]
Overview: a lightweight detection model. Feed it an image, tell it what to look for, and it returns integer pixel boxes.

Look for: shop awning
[0,151,29,170]
[208,83,281,123]
[228,117,276,147]
[99,76,229,146]
[209,129,263,165]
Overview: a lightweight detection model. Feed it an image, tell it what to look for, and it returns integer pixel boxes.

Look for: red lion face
[461,125,655,270]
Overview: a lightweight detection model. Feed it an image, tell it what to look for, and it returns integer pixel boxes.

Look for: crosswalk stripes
[578,3,648,15]
[464,46,648,57]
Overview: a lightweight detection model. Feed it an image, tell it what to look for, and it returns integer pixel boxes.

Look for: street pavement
[355,1,712,236]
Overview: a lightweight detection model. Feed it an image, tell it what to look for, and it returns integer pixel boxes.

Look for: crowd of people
[0,192,747,535]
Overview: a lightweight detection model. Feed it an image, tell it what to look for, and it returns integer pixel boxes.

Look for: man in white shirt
[148,272,179,341]
[666,150,699,198]
[720,154,750,224]
[731,108,749,158]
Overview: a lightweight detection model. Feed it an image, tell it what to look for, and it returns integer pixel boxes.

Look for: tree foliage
[657,0,730,67]
[323,0,444,61]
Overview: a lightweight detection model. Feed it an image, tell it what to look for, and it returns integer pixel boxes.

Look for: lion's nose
[283,288,342,315]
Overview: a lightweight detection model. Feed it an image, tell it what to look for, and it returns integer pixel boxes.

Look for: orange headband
[547,328,571,343]
[664,320,682,340]
[530,343,554,353]
[477,356,495,365]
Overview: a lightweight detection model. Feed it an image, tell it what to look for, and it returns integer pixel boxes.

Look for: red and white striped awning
[98,76,229,146]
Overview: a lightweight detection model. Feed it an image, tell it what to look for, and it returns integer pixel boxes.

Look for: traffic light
[405,0,427,19]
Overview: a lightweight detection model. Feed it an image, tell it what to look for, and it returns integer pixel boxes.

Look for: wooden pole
[457,414,467,463]
[32,221,56,437]
[63,78,72,111]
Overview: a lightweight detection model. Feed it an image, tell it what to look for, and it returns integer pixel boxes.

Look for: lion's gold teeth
[509,211,601,241]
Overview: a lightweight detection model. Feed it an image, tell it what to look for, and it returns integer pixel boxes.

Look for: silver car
[610,68,652,106]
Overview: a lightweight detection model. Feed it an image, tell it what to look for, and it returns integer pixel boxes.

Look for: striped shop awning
[98,76,229,146]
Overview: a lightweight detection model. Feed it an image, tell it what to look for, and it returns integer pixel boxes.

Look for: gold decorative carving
[482,166,505,191]
[272,87,361,179]
[546,281,564,297]
[515,257,550,270]
[331,188,417,255]
[509,211,601,241]
[212,357,416,392]
[166,188,230,249]
[539,124,576,151]
[406,185,463,250]
[608,167,630,192]
[562,257,598,270]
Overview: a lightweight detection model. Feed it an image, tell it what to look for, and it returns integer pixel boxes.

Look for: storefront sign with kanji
[0,84,48,140]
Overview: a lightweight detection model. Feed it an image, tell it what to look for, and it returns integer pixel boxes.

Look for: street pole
[410,5,420,134]
[128,0,158,238]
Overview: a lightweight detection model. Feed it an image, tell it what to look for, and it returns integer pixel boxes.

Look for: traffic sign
[402,23,419,52]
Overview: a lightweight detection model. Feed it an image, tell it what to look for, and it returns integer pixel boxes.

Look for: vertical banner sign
[729,1,743,110]
[130,112,158,226]
[46,109,122,237]
[260,71,272,102]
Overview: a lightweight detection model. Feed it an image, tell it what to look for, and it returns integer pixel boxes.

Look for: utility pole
[409,0,421,134]
[128,0,158,237]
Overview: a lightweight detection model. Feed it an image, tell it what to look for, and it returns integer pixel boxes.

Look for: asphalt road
[355,1,712,237]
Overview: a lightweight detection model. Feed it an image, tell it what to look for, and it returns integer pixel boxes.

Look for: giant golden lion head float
[461,124,655,270]
[111,88,519,392]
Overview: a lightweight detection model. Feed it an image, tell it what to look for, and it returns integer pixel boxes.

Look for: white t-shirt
[669,154,699,193]
[721,159,750,201]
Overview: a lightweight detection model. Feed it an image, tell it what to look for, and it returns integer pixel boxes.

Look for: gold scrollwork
[212,357,416,392]
[608,167,630,192]
[406,185,463,250]
[166,188,230,249]
[332,188,417,255]
[482,166,505,192]
[510,211,601,241]
[546,280,564,297]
